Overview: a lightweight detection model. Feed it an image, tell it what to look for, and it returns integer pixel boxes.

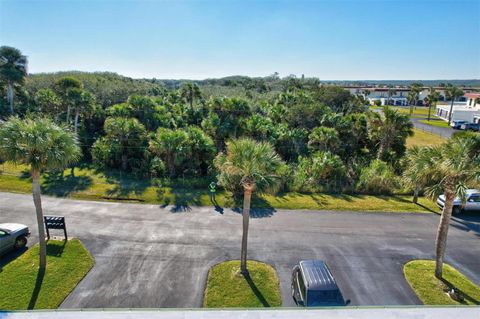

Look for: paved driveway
[1,192,479,308]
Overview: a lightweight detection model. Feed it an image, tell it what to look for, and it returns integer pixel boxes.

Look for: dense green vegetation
[0,71,417,195]
[0,239,94,310]
[0,46,476,204]
[404,260,480,305]
[203,260,282,308]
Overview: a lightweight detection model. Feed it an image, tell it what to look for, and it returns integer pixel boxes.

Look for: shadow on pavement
[451,211,480,236]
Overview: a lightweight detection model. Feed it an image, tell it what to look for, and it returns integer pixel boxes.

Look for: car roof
[299,260,339,291]
[466,189,480,195]
[0,223,27,232]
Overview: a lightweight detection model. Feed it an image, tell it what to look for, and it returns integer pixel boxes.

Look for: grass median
[203,260,282,308]
[0,239,94,310]
[404,260,480,305]
[0,162,438,213]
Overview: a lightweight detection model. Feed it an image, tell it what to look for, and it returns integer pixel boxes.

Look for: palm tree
[0,46,28,114]
[362,89,371,104]
[426,87,440,121]
[403,146,428,204]
[55,77,83,125]
[0,117,80,269]
[149,128,189,176]
[387,87,397,106]
[68,88,95,137]
[179,82,202,111]
[410,83,423,108]
[403,137,479,278]
[407,91,417,116]
[445,85,464,125]
[214,138,284,274]
[369,106,414,161]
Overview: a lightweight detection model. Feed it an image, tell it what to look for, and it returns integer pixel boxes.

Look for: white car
[437,189,480,215]
[0,223,30,255]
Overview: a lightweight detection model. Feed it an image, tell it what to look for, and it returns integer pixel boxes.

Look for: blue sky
[1,0,479,80]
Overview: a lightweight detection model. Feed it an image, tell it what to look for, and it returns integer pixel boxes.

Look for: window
[468,195,480,203]
[0,230,7,237]
[297,271,306,302]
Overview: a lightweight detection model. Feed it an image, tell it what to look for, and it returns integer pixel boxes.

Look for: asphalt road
[1,192,479,308]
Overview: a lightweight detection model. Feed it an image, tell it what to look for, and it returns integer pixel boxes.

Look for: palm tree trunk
[121,154,128,171]
[240,185,253,275]
[448,99,454,125]
[66,105,71,125]
[435,190,454,278]
[413,185,420,204]
[427,104,432,121]
[167,153,175,176]
[7,81,14,114]
[74,108,79,137]
[31,170,47,269]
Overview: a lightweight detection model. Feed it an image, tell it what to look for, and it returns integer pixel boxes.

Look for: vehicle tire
[452,206,462,216]
[14,236,27,250]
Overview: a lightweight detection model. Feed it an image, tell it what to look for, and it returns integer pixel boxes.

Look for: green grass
[419,119,451,128]
[0,239,94,310]
[203,260,282,308]
[407,128,447,148]
[404,260,480,305]
[375,106,431,118]
[0,162,438,213]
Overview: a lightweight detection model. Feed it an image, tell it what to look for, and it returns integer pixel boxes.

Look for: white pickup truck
[0,223,30,255]
[437,189,480,215]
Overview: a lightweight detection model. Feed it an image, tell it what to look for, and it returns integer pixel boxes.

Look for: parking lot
[1,192,479,308]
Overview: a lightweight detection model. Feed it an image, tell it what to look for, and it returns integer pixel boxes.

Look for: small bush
[357,159,398,194]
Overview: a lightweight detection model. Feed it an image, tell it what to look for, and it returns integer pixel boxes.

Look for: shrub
[293,151,347,192]
[357,159,398,194]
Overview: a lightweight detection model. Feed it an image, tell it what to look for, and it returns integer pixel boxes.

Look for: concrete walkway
[1,308,479,319]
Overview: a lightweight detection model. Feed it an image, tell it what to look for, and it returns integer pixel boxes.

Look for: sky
[1,0,479,80]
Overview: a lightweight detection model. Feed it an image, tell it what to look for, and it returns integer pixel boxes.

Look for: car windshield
[307,290,344,306]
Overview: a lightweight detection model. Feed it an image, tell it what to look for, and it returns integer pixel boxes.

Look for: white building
[344,86,475,106]
[435,93,480,123]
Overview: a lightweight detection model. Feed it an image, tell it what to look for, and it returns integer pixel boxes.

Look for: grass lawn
[419,119,451,128]
[203,260,282,308]
[407,128,447,148]
[0,162,439,213]
[404,260,480,305]
[0,239,94,310]
[376,106,431,118]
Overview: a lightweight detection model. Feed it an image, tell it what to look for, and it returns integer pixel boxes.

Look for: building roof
[465,93,480,99]
[437,104,480,112]
[299,260,339,291]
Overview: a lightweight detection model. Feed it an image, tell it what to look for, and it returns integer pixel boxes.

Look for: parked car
[451,120,468,129]
[460,123,480,131]
[437,189,480,215]
[0,223,30,255]
[291,260,349,307]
